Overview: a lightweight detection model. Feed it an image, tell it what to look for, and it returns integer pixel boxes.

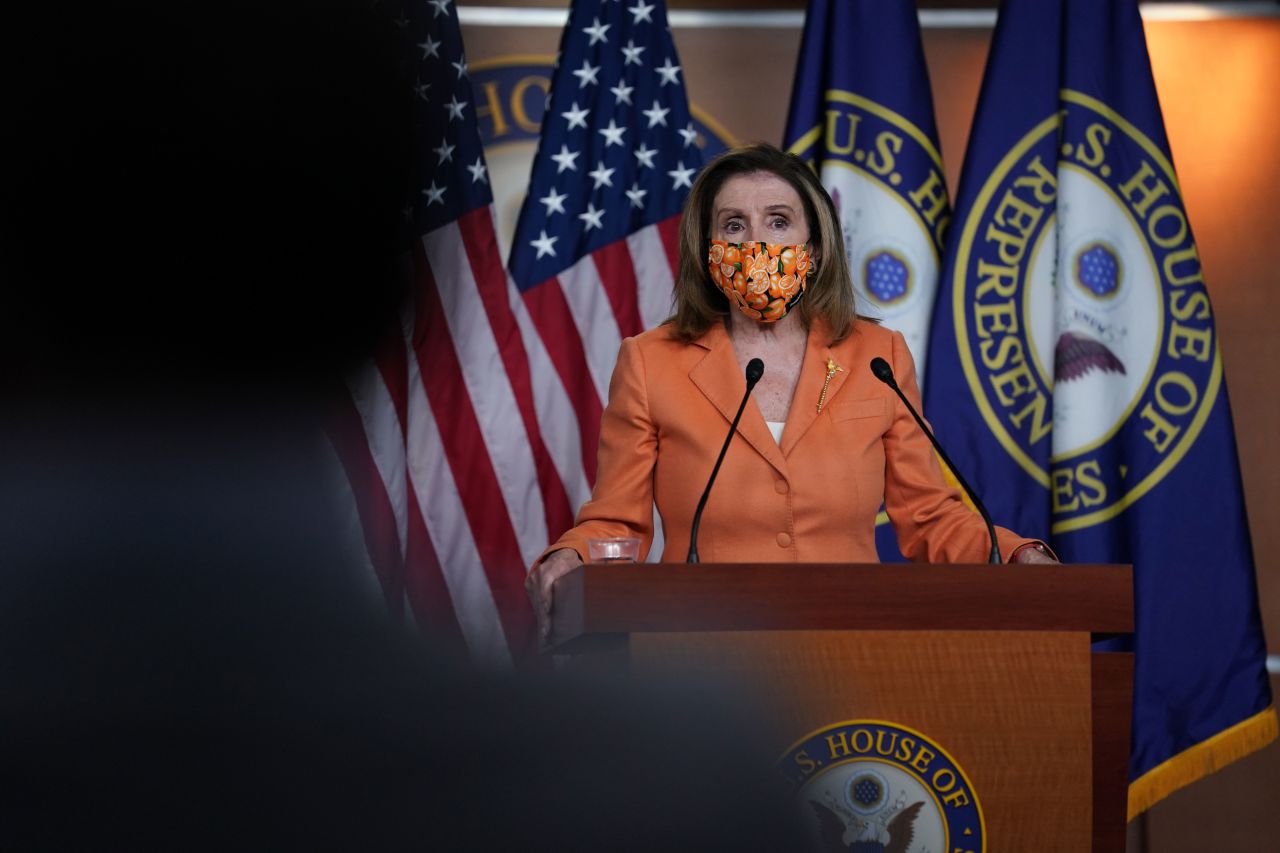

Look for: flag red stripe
[402,482,468,653]
[372,326,410,436]
[592,238,645,339]
[327,391,406,619]
[456,208,576,540]
[411,242,538,658]
[521,279,603,487]
[656,213,682,281]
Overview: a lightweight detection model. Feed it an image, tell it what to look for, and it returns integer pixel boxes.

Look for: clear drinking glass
[587,537,641,563]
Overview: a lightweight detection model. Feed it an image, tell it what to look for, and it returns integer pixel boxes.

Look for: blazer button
[776,532,792,548]
[774,479,789,495]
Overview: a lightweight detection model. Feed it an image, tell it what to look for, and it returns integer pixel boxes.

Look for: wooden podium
[548,563,1133,852]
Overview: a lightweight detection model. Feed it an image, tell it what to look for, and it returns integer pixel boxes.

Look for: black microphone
[870,357,1001,564]
[687,358,764,563]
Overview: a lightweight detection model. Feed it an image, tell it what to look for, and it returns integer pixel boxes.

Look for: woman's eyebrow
[715,204,796,217]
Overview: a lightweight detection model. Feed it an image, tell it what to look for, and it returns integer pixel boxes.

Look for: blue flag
[783,0,950,562]
[925,0,1276,815]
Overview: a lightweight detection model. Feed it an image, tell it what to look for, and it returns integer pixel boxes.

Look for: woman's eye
[724,221,742,232]
[770,217,789,230]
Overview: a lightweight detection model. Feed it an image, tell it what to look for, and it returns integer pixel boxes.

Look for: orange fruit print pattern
[707,240,813,322]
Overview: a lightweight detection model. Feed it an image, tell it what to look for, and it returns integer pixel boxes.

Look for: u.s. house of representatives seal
[777,719,985,853]
[951,90,1220,534]
[788,90,950,383]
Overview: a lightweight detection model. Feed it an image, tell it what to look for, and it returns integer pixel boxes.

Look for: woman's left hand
[1013,545,1059,564]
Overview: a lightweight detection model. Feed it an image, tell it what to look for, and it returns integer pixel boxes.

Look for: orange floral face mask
[707,240,815,323]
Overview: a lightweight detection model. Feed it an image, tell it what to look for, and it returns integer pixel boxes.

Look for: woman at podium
[527,144,1053,637]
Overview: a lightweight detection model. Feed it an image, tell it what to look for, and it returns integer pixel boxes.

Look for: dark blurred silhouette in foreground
[1,433,799,850]
[0,3,799,850]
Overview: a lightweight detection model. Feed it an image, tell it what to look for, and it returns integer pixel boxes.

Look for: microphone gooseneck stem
[687,359,763,563]
[870,358,1001,564]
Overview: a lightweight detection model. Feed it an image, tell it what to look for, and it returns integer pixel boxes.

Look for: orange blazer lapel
[687,323,787,477]
[780,323,853,457]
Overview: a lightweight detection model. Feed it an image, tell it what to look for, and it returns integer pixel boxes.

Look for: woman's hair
[669,142,862,344]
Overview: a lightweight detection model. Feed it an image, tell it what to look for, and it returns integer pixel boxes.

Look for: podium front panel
[630,629,1092,852]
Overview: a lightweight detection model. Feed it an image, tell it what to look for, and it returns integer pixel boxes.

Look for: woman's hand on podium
[525,548,584,642]
[1012,543,1059,564]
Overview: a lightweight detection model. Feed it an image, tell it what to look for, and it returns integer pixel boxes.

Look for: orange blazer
[543,318,1038,565]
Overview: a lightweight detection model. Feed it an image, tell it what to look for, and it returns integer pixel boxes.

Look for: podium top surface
[549,563,1133,646]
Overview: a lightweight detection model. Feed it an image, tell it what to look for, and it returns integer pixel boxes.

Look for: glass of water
[587,537,641,563]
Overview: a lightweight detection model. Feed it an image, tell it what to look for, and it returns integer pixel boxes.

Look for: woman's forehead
[713,171,802,211]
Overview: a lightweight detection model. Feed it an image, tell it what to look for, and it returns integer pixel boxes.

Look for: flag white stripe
[628,223,678,331]
[649,503,667,563]
[423,226,550,567]
[318,430,390,609]
[557,257,623,406]
[509,280,594,513]
[626,224,676,561]
[344,363,408,560]
[402,318,512,666]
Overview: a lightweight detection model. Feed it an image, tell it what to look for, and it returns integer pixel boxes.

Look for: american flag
[508,0,703,534]
[331,0,574,664]
[332,0,701,664]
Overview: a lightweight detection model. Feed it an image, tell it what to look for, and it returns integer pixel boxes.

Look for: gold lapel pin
[816,358,844,413]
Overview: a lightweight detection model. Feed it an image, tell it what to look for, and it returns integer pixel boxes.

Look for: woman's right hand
[524,548,584,643]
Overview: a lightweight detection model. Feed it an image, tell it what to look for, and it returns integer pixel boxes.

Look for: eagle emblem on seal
[809,798,924,853]
[1054,329,1126,382]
